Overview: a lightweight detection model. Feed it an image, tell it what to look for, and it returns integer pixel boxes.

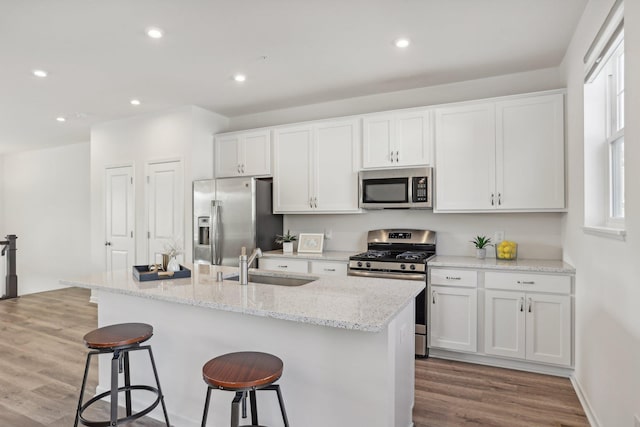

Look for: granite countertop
[261,250,355,262]
[60,264,423,333]
[428,256,576,274]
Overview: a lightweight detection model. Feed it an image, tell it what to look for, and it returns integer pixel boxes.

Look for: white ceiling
[0,0,587,154]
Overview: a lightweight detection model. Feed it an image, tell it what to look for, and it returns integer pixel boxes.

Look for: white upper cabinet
[496,94,565,210]
[274,119,360,214]
[362,109,432,169]
[434,92,565,212]
[434,103,496,210]
[215,130,271,177]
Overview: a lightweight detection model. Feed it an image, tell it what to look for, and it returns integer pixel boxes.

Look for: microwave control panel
[412,177,428,203]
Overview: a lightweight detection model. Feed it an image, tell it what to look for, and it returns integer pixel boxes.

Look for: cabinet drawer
[259,258,308,274]
[310,261,347,276]
[485,272,570,294]
[430,268,477,287]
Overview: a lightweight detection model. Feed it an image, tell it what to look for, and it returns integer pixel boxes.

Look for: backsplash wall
[284,211,564,259]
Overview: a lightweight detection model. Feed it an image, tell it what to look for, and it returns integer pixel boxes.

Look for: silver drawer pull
[278,265,288,268]
[324,268,336,272]
[517,280,535,285]
[446,276,461,280]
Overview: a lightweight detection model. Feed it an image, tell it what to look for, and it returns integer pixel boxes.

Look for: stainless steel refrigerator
[193,178,283,266]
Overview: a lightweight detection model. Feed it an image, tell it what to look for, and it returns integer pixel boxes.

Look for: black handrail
[0,235,18,300]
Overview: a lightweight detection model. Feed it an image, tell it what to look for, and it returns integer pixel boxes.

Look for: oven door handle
[347,270,425,281]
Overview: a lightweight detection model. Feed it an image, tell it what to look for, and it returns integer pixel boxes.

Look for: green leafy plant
[470,235,492,249]
[275,230,298,244]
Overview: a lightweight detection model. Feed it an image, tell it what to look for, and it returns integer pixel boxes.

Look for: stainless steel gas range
[348,229,436,357]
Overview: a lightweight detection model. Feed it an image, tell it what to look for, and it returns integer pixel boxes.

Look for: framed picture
[297,233,324,253]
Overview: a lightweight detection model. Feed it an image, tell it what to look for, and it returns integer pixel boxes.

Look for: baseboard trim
[570,375,601,427]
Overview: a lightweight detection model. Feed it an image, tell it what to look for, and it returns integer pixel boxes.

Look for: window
[583,0,625,239]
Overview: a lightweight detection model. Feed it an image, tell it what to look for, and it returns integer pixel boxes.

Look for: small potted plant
[470,235,492,259]
[163,238,183,272]
[275,230,297,254]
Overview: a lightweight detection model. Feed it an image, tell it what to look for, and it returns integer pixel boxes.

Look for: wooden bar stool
[74,323,171,427]
[201,351,289,427]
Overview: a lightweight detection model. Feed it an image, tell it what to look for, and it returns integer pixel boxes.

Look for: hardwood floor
[413,358,589,427]
[0,288,588,426]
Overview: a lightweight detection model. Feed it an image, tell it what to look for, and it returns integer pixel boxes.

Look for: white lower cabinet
[484,290,571,366]
[259,257,348,276]
[258,258,308,274]
[430,285,477,352]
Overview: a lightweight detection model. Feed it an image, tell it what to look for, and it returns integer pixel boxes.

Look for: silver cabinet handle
[498,192,502,206]
[104,241,111,246]
[309,197,313,208]
[314,197,318,208]
[395,150,399,162]
[390,151,394,163]
[324,268,336,272]
[519,297,524,312]
[241,164,245,173]
[237,164,241,174]
[445,276,461,280]
[528,298,533,313]
[517,280,535,285]
[491,193,495,206]
[278,265,288,268]
[432,291,437,304]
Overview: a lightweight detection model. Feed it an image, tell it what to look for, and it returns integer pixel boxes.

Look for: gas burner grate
[395,251,429,261]
[359,250,391,259]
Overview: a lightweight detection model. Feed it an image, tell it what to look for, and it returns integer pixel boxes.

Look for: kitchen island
[61,264,423,427]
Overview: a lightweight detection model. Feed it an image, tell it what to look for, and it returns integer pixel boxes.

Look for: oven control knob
[410,264,416,271]
[400,264,406,270]
[357,261,363,267]
[365,262,371,268]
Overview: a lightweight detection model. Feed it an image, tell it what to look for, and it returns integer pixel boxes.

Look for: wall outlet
[324,229,333,240]
[634,414,640,427]
[494,231,504,242]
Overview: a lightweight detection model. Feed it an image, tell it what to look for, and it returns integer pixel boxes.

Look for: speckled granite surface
[60,263,424,332]
[429,256,575,274]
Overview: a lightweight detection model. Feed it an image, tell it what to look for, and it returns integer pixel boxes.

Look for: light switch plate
[494,231,504,242]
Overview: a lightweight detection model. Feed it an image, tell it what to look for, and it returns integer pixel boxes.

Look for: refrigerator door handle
[211,201,222,265]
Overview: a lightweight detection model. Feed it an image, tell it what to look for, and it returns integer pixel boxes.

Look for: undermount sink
[226,273,317,286]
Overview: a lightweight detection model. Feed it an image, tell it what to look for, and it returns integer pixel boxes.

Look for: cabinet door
[484,291,526,359]
[434,103,496,211]
[430,286,477,352]
[525,293,571,366]
[310,260,347,276]
[396,110,432,167]
[273,126,314,213]
[315,120,360,212]
[215,134,241,177]
[259,257,309,273]
[362,114,395,168]
[496,94,565,210]
[242,130,271,176]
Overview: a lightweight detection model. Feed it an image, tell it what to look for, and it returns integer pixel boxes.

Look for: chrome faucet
[239,247,262,285]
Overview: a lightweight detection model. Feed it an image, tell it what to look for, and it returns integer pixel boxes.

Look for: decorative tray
[132,265,191,281]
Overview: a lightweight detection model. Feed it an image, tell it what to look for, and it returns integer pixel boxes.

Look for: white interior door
[105,166,135,273]
[147,160,184,265]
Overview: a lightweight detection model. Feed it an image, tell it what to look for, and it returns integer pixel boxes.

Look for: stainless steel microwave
[359,167,433,209]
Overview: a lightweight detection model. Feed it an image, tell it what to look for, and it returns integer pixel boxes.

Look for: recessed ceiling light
[130,99,141,106]
[147,27,164,39]
[56,117,66,122]
[394,38,411,48]
[233,74,247,83]
[33,69,48,78]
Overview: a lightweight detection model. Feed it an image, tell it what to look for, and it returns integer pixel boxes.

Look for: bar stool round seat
[74,323,171,427]
[201,351,289,427]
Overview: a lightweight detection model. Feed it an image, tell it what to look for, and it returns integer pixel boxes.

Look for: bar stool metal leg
[201,387,212,427]
[249,389,258,425]
[123,351,132,417]
[74,351,97,427]
[145,346,171,426]
[110,350,121,426]
[274,384,290,427]
[231,392,243,427]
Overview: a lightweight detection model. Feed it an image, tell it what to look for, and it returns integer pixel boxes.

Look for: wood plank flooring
[0,288,588,426]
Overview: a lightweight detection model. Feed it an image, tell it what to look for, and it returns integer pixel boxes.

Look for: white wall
[90,106,228,271]
[560,1,640,426]
[230,67,567,259]
[1,142,91,295]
